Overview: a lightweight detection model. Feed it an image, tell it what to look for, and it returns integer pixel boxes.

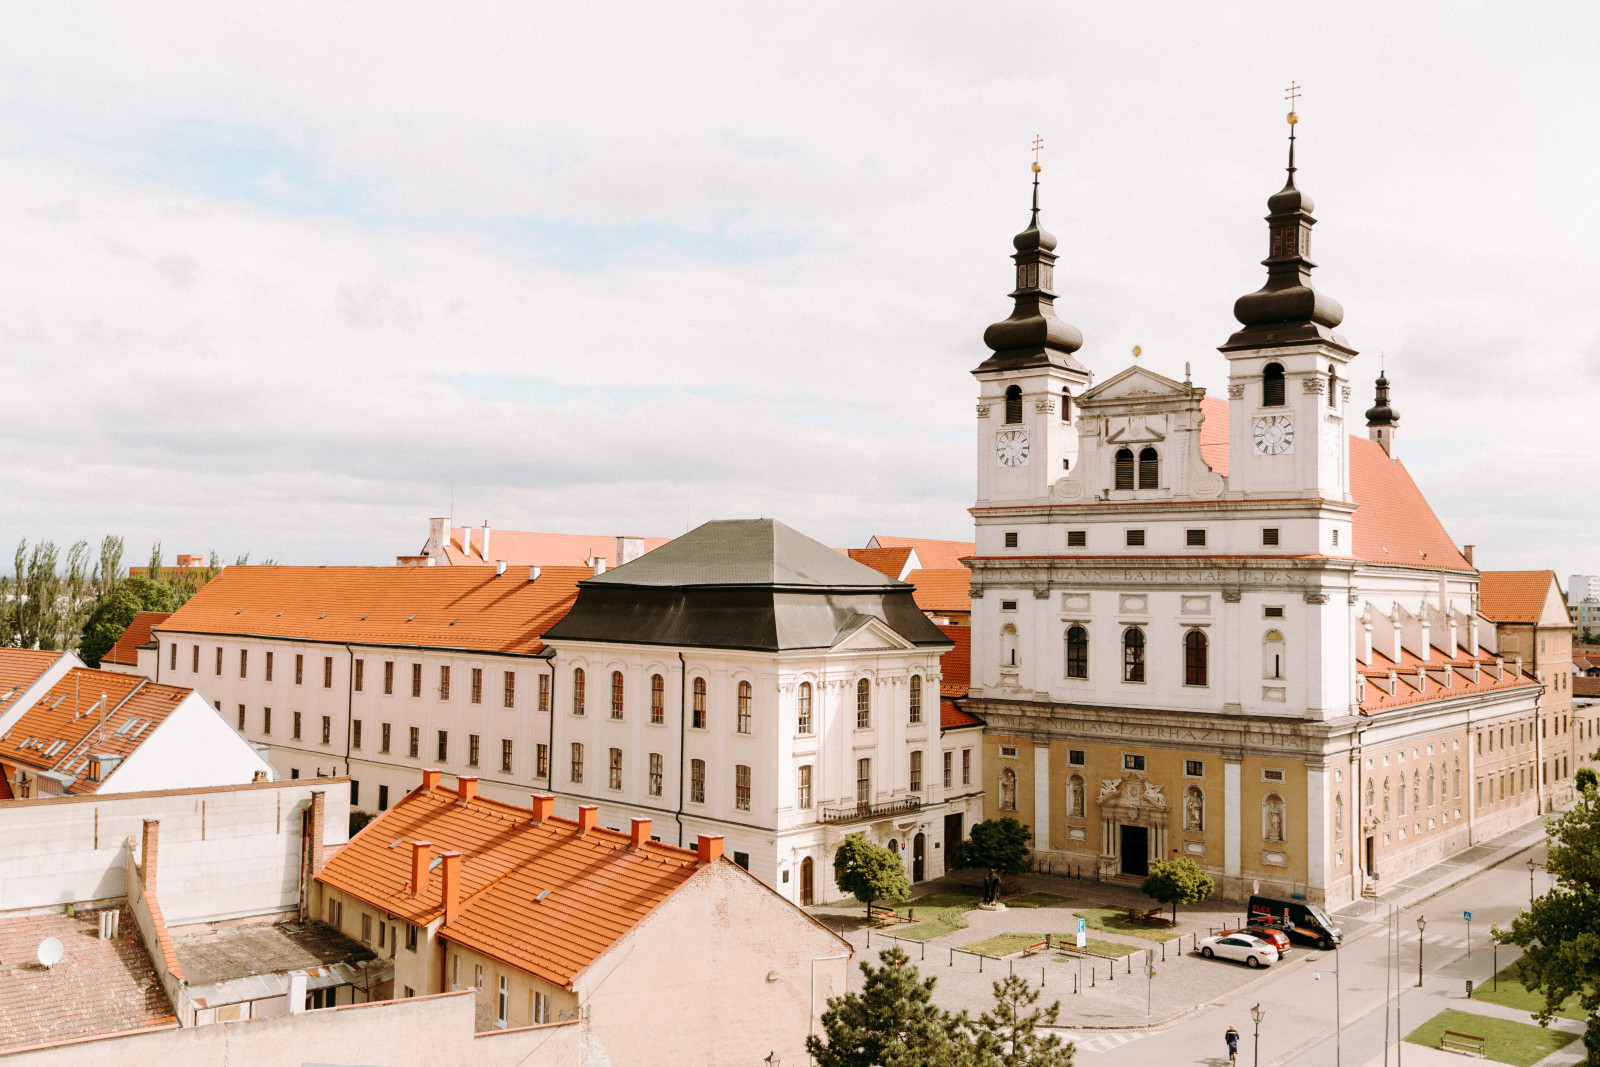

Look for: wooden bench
[1126,906,1170,926]
[998,881,1022,898]
[1440,1030,1486,1058]
[1021,937,1051,957]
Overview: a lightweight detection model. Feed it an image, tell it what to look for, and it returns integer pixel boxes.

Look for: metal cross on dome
[1285,81,1301,109]
[1032,135,1044,163]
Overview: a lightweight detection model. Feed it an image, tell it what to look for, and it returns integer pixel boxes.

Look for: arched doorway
[799,857,814,906]
[912,833,926,882]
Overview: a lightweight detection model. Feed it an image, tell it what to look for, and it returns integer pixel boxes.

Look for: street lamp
[1416,915,1427,987]
[1312,947,1342,1067]
[1527,858,1547,904]
[1251,1003,1265,1067]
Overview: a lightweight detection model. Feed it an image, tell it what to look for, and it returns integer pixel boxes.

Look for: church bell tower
[973,158,1092,508]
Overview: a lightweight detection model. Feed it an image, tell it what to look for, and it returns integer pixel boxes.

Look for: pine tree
[970,974,1075,1067]
[807,946,974,1067]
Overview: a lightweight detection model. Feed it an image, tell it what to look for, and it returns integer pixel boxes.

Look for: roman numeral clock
[1253,415,1294,455]
[996,429,1030,466]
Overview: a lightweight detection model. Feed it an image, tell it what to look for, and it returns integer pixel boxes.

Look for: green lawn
[1005,892,1074,909]
[1073,906,1178,942]
[889,905,970,942]
[1403,1008,1577,1066]
[1472,965,1590,1021]
[901,889,984,911]
[960,931,1140,959]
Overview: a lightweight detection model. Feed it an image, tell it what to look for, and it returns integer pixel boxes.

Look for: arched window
[1263,630,1285,680]
[736,680,752,734]
[1427,765,1436,806]
[1001,625,1019,667]
[1138,447,1159,489]
[1114,448,1135,490]
[1004,385,1023,424]
[692,676,707,729]
[1327,368,1338,408]
[1263,362,1285,406]
[1263,793,1285,842]
[797,681,813,734]
[856,678,871,728]
[610,670,624,719]
[1065,626,1089,679]
[1068,774,1086,818]
[1184,785,1204,832]
[1334,793,1344,839]
[650,673,665,724]
[1184,630,1208,687]
[999,767,1017,811]
[1060,388,1072,422]
[1123,628,1146,683]
[572,668,586,715]
[909,675,922,724]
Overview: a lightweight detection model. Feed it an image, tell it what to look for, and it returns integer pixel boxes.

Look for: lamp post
[1527,858,1547,904]
[1313,946,1342,1067]
[1416,916,1427,987]
[1251,1002,1265,1067]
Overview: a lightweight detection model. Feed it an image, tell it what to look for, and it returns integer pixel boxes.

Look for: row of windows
[1001,384,1074,425]
[1003,527,1287,550]
[1028,625,1287,684]
[567,671,926,732]
[236,705,551,777]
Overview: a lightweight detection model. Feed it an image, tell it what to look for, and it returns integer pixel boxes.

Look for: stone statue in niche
[999,768,1017,812]
[1068,777,1085,818]
[1265,796,1286,843]
[1184,786,1204,832]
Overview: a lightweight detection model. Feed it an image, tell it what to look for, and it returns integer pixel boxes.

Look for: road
[1082,839,1555,1066]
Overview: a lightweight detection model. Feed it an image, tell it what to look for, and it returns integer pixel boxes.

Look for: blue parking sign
[1463,911,1472,922]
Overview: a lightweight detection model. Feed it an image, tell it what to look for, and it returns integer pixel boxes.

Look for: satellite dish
[37,937,63,968]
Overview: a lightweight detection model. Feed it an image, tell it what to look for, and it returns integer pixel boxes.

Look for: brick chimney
[576,805,598,837]
[696,833,724,866]
[530,794,555,823]
[630,817,652,847]
[1463,544,1475,566]
[410,841,432,896]
[456,775,479,804]
[422,768,441,792]
[307,790,326,877]
[440,851,462,924]
[140,819,159,893]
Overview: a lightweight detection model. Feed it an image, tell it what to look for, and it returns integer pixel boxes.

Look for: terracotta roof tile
[940,698,982,729]
[867,537,974,571]
[159,565,590,655]
[1199,396,1230,475]
[0,649,64,709]
[102,611,171,667]
[1478,571,1559,625]
[317,784,705,988]
[1356,646,1539,714]
[438,529,670,567]
[937,624,970,697]
[847,548,913,580]
[908,569,972,615]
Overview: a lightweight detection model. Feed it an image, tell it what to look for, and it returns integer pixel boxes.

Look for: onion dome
[974,164,1086,373]
[1365,370,1399,426]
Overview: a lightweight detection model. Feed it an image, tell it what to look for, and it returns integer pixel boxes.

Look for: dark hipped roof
[546,519,951,653]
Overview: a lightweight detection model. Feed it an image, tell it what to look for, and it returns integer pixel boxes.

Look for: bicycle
[1225,1027,1240,1064]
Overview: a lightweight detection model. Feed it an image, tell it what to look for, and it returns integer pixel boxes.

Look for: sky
[0,3,1594,581]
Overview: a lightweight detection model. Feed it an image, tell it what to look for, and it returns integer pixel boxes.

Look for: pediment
[1083,364,1190,402]
[830,614,917,652]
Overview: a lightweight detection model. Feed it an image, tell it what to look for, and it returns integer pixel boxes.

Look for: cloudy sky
[0,3,1594,580]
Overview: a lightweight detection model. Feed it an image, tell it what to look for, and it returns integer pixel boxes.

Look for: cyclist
[1225,1025,1240,1063]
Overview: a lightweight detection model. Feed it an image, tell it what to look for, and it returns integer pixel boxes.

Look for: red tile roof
[908,569,972,615]
[937,624,970,697]
[1575,676,1600,698]
[159,565,591,655]
[0,669,193,794]
[0,649,65,711]
[868,536,974,571]
[1199,396,1230,475]
[318,783,706,989]
[940,698,982,729]
[437,529,670,568]
[1478,571,1561,625]
[1356,646,1540,714]
[102,611,171,667]
[847,548,913,580]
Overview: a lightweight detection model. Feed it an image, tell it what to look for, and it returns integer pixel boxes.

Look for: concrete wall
[0,779,347,924]
[0,989,581,1067]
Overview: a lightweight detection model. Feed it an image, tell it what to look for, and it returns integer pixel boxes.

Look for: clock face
[1253,415,1294,455]
[996,429,1030,467]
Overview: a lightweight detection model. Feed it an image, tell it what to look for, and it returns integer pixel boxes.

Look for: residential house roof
[102,611,172,667]
[1356,645,1541,715]
[317,782,711,989]
[847,547,915,581]
[0,650,65,714]
[588,520,903,590]
[907,569,972,616]
[157,565,591,655]
[866,536,974,571]
[937,624,969,697]
[1478,571,1572,627]
[433,528,671,567]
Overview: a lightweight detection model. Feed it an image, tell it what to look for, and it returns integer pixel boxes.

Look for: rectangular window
[384,661,394,695]
[909,678,922,724]
[692,678,707,729]
[321,715,331,745]
[504,671,515,709]
[856,682,871,729]
[239,649,248,678]
[909,751,923,792]
[350,781,359,806]
[439,666,450,700]
[501,738,513,773]
[468,733,480,767]
[1000,745,1018,758]
[437,730,448,762]
[608,747,622,790]
[733,851,750,870]
[690,758,705,803]
[533,991,550,1025]
[380,722,391,753]
[411,663,422,698]
[538,672,549,712]
[800,764,813,808]
[323,656,333,689]
[856,758,871,804]
[237,704,246,730]
[290,768,299,779]
[735,764,752,810]
[1003,531,1019,549]
[405,924,418,952]
[798,683,812,734]
[263,707,272,735]
[1264,606,1285,618]
[191,644,199,673]
[1068,749,1086,765]
[649,752,663,796]
[353,719,362,750]
[737,683,751,733]
[1126,529,1145,547]
[571,743,584,783]
[265,650,274,681]
[1263,767,1285,782]
[379,784,389,811]
[1185,759,1205,777]
[1186,529,1206,547]
[496,976,508,1028]
[962,748,972,785]
[1001,600,1017,611]
[1262,528,1280,546]
[1067,530,1087,548]
[216,647,223,676]
[651,674,665,724]
[943,751,953,789]
[409,727,420,759]
[295,653,303,684]
[354,659,364,691]
[1123,753,1146,772]
[362,913,372,945]
[611,671,625,719]
[170,643,177,670]
[536,743,549,779]
[471,667,482,704]
[293,712,303,741]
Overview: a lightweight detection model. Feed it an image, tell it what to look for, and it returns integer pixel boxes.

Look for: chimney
[496,560,506,576]
[591,557,607,576]
[528,566,542,582]
[630,817,652,847]
[696,833,724,865]
[410,841,432,896]
[429,517,448,554]
[481,522,491,561]
[616,537,644,566]
[456,775,479,804]
[308,790,327,877]
[440,851,463,925]
[529,793,555,823]
[140,819,159,893]
[1463,545,1475,566]
[252,769,267,782]
[422,768,442,792]
[576,805,598,836]
[460,527,473,558]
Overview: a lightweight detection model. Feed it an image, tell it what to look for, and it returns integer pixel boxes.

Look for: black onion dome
[973,172,1086,372]
[1365,372,1399,425]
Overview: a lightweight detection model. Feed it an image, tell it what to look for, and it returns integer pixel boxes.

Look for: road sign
[1463,911,1472,922]
[1076,918,1087,948]
[1253,879,1260,894]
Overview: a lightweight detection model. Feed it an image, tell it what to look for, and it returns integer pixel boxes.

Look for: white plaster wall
[0,651,81,735]
[100,692,274,794]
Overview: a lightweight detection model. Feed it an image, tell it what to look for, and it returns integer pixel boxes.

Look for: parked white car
[1197,933,1280,968]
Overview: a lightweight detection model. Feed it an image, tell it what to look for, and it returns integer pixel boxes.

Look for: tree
[970,973,1075,1067]
[1141,857,1215,927]
[833,833,909,921]
[78,577,177,667]
[1579,767,1598,794]
[954,818,1034,901]
[807,946,973,1067]
[1495,788,1600,1066]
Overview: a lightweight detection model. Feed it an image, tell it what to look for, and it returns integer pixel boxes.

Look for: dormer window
[1004,385,1023,424]
[1262,363,1285,407]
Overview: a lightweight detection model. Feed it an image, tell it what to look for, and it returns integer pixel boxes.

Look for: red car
[1220,926,1290,955]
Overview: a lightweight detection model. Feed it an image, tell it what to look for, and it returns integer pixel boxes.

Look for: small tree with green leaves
[807,946,972,1067]
[970,973,1075,1067]
[953,818,1033,901]
[1578,767,1598,794]
[1141,857,1214,927]
[833,833,909,921]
